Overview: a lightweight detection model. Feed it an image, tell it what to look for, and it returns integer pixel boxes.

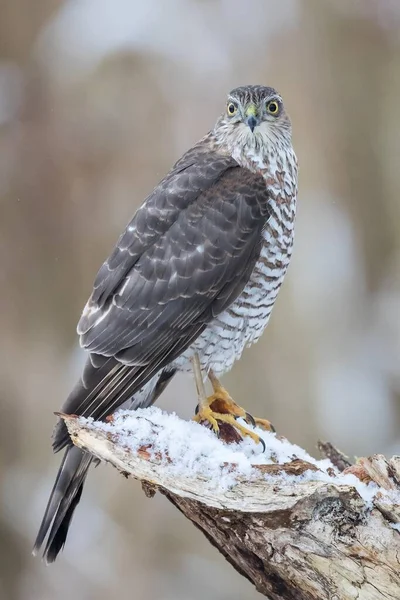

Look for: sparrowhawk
[33,84,298,562]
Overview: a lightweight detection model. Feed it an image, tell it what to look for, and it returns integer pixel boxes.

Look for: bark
[62,413,400,600]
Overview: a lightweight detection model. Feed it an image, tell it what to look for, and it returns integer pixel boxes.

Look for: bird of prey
[33,84,298,563]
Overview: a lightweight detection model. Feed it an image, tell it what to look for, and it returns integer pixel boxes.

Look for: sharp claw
[245,412,256,427]
[193,397,270,451]
[258,436,266,452]
[270,423,276,433]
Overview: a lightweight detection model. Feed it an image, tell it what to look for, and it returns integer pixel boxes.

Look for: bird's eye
[227,102,237,116]
[266,100,279,115]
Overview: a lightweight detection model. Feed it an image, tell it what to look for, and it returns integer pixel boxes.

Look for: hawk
[33,85,298,562]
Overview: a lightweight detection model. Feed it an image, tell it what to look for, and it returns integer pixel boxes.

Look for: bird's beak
[245,104,259,133]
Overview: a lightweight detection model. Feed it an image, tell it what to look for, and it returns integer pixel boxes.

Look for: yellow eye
[227,102,237,116]
[266,100,279,115]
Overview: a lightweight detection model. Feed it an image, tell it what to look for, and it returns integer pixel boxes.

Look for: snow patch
[80,406,378,502]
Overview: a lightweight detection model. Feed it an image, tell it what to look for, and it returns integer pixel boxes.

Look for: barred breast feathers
[176,136,298,376]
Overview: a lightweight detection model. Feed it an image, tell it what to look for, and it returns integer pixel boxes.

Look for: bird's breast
[175,143,298,377]
[175,195,296,377]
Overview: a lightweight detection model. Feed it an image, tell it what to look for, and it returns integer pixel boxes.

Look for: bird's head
[214,85,292,156]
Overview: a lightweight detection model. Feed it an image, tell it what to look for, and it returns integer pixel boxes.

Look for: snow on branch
[61,407,400,600]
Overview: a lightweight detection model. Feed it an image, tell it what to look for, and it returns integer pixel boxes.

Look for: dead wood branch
[61,412,400,600]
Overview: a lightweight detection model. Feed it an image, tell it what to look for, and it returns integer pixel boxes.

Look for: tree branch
[61,409,400,600]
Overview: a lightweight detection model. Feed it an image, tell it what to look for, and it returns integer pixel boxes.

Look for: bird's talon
[258,436,266,453]
[245,411,256,427]
[253,417,275,433]
[193,370,274,450]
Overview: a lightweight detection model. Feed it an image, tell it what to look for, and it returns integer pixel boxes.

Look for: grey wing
[79,164,270,370]
[84,147,239,310]
[54,159,271,451]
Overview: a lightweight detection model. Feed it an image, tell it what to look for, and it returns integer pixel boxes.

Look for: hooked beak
[246,115,258,133]
[245,104,259,133]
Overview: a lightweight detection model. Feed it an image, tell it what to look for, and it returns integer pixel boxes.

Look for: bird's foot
[193,386,269,450]
[253,417,276,432]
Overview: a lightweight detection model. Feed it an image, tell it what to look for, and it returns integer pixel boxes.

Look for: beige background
[1,1,400,598]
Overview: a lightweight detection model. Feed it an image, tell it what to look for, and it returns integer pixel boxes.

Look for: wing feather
[79,165,270,367]
[58,148,271,432]
[81,148,239,313]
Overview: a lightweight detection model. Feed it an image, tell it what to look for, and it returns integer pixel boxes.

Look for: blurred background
[1,0,400,598]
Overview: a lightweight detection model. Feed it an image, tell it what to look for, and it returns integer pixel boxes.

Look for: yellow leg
[191,357,274,449]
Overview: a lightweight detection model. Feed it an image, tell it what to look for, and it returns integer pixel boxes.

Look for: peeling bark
[62,414,400,600]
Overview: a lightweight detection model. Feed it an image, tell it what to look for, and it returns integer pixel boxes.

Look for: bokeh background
[1,0,400,598]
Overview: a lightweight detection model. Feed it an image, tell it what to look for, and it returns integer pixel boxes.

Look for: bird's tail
[33,446,92,563]
[33,364,177,563]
